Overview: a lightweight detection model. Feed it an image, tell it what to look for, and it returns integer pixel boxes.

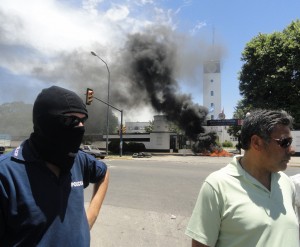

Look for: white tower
[203,61,221,120]
[203,60,232,145]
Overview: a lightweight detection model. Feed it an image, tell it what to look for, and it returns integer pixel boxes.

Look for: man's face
[262,124,295,172]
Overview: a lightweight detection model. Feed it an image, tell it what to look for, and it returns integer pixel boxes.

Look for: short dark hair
[240,109,293,150]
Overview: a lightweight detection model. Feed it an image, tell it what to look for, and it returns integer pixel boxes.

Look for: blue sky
[0,0,299,121]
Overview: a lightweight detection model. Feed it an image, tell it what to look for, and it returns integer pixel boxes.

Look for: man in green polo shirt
[186,109,299,247]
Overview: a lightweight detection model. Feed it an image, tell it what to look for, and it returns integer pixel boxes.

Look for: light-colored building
[148,115,176,151]
[203,60,233,145]
[203,61,222,120]
[0,134,11,147]
[125,121,149,133]
[108,115,178,152]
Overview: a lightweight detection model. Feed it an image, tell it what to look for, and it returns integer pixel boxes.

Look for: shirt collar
[224,155,280,193]
[222,155,244,176]
[11,139,41,163]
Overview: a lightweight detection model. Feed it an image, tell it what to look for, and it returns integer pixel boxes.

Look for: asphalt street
[86,155,300,247]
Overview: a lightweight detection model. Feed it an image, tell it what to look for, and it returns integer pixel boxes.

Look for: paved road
[86,155,300,247]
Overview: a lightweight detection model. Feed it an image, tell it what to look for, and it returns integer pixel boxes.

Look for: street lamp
[91,51,110,156]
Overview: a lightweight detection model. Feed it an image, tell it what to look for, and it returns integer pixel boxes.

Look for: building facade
[108,115,177,152]
[125,121,149,134]
[203,60,233,145]
[203,61,221,120]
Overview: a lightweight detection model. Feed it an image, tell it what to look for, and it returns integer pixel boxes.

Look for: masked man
[0,86,109,246]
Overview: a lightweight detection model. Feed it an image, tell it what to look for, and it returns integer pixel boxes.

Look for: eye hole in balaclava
[29,86,88,173]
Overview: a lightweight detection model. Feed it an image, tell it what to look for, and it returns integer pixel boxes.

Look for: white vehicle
[80,145,106,159]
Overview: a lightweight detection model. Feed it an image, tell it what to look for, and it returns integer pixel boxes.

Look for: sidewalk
[89,204,190,247]
[107,153,300,167]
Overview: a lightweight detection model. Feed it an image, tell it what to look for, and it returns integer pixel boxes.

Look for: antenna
[212,25,215,47]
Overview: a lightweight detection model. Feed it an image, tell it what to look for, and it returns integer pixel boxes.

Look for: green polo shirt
[186,155,299,247]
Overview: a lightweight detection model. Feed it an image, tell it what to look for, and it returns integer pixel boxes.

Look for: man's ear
[250,135,264,151]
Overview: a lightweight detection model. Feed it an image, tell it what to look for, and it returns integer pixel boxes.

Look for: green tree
[227,100,252,137]
[239,20,300,128]
[127,142,146,153]
[108,139,129,154]
[144,120,154,133]
[168,122,183,134]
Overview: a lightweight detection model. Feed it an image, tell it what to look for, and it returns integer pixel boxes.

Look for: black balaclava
[29,86,88,173]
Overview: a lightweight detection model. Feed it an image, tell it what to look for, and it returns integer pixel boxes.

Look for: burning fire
[209,149,233,157]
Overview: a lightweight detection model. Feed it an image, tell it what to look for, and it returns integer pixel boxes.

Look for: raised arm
[86,170,109,229]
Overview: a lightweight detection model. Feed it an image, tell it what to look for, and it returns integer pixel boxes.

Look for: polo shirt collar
[222,155,244,177]
[224,155,280,193]
[11,139,41,163]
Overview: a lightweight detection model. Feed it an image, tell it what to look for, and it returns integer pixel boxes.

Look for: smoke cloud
[28,25,224,138]
[119,26,210,140]
[5,24,224,138]
[0,1,228,138]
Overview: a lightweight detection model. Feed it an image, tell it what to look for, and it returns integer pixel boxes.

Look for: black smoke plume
[23,26,223,138]
[122,28,208,141]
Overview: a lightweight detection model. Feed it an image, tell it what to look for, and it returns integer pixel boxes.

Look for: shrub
[108,140,146,154]
[127,142,146,153]
[222,140,233,147]
[108,140,128,154]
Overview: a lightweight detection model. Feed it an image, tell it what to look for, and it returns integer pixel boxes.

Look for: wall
[203,61,222,120]
[291,131,300,155]
[148,132,172,151]
[125,122,149,133]
[0,139,11,147]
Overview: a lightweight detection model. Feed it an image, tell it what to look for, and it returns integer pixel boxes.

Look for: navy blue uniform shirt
[0,140,107,246]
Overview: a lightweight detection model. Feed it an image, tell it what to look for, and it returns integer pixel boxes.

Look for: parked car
[132,152,152,158]
[80,145,106,159]
[0,146,5,155]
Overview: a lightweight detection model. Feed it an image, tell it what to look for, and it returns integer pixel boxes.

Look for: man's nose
[288,145,296,155]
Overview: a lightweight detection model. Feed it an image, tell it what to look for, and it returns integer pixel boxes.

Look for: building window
[210,91,214,96]
[210,103,214,107]
[211,115,214,120]
[211,79,214,83]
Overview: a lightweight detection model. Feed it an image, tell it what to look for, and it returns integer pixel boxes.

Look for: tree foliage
[168,122,183,134]
[144,120,154,133]
[239,20,300,128]
[108,140,145,154]
[227,100,252,137]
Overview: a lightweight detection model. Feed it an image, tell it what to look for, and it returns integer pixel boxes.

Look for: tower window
[211,79,214,83]
[210,91,214,96]
[211,103,214,107]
